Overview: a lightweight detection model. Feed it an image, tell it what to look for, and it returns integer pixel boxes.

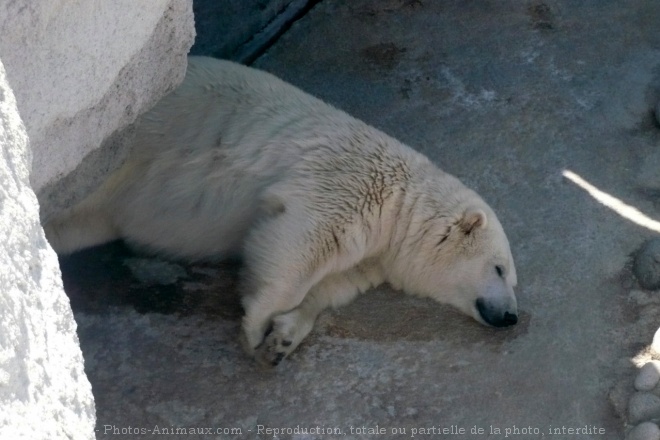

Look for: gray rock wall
[0,58,95,440]
[0,1,195,438]
[0,0,195,219]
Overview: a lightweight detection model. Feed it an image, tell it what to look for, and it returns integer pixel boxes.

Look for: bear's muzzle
[476,297,518,327]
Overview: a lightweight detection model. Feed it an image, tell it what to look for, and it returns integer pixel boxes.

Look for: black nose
[503,311,518,326]
[476,298,518,327]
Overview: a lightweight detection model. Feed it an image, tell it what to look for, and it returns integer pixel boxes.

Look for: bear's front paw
[254,329,295,368]
[252,310,312,368]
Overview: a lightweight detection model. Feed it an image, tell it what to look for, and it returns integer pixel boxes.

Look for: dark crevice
[235,0,324,65]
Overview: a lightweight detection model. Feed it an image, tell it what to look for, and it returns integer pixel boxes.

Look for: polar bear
[45,56,518,367]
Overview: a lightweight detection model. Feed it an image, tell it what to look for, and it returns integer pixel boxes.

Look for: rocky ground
[60,1,660,439]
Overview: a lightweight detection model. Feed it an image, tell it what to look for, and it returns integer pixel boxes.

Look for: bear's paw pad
[254,312,303,367]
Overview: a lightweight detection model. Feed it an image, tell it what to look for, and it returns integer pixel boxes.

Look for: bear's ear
[459,207,487,235]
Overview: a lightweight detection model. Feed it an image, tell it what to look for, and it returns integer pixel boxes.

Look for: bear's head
[386,194,518,328]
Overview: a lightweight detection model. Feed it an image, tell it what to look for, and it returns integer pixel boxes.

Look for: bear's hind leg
[44,198,118,255]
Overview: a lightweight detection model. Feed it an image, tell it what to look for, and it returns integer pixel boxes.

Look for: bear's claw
[254,332,295,367]
[252,311,309,367]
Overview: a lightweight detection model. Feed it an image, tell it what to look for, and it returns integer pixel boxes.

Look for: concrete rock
[124,258,188,285]
[636,361,660,392]
[0,60,95,439]
[656,101,660,127]
[627,422,660,440]
[634,239,660,290]
[630,392,660,425]
[0,0,195,218]
[630,289,657,306]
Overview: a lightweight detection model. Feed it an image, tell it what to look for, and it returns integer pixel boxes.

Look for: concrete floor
[63,1,660,438]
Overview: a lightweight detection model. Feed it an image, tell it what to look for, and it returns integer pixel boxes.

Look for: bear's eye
[495,265,505,278]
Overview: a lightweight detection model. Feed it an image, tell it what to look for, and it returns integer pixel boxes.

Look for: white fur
[45,57,518,367]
